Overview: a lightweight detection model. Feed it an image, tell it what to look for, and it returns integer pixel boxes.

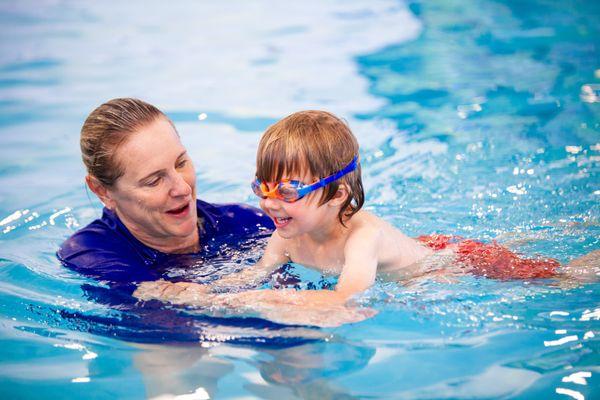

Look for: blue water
[1,0,599,399]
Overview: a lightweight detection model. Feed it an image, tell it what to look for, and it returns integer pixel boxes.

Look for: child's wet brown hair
[256,110,364,224]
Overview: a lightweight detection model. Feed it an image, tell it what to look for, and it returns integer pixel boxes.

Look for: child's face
[258,173,341,239]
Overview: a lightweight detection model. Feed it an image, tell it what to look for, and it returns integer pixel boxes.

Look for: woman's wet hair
[80,98,168,186]
[256,110,364,224]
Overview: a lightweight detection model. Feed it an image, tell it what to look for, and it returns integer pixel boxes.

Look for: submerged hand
[134,279,212,304]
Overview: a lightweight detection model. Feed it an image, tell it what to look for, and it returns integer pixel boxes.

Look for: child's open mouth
[274,216,292,228]
[166,203,190,217]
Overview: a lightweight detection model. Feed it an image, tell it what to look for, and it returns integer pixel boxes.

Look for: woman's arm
[134,232,289,301]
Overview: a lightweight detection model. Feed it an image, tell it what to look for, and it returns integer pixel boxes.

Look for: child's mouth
[274,216,292,227]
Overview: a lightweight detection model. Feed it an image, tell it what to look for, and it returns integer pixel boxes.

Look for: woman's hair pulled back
[80,98,166,186]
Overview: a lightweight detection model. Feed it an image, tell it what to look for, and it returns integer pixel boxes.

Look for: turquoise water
[1,0,599,399]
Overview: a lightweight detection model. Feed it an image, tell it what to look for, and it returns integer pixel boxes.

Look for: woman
[58,98,273,294]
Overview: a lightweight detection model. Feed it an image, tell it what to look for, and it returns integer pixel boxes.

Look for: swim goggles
[251,156,358,203]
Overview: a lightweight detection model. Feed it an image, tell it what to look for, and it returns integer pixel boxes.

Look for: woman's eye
[176,159,187,169]
[146,177,161,187]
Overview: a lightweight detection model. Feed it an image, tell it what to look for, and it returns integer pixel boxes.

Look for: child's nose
[260,197,280,210]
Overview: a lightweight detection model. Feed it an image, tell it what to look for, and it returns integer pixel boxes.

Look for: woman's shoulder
[57,208,155,273]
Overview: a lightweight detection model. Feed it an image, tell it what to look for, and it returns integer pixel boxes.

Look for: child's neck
[304,217,347,245]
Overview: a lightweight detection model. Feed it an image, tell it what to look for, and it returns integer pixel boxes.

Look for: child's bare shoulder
[345,211,387,242]
[350,210,397,232]
[348,210,419,249]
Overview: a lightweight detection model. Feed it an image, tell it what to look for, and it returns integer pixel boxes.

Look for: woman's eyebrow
[138,151,188,183]
[139,169,165,183]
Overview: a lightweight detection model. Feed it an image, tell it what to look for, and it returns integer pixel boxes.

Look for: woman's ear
[86,175,116,210]
[328,184,349,207]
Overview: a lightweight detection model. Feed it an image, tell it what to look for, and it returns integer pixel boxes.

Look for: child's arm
[226,225,379,300]
[335,226,380,297]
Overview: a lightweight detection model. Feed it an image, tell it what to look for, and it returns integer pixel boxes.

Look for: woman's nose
[169,172,192,197]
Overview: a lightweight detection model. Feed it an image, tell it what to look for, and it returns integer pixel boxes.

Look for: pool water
[1,0,599,399]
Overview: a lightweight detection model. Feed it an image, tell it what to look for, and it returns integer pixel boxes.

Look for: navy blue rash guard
[57,199,274,294]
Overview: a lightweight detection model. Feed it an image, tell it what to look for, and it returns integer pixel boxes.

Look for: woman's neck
[135,228,200,254]
[158,233,200,254]
[115,213,200,254]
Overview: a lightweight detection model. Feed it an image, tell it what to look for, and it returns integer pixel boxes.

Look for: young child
[219,109,439,300]
[135,111,597,324]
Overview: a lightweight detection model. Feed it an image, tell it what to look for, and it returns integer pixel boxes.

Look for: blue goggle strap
[295,155,359,198]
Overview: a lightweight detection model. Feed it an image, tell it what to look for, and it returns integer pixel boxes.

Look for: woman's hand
[134,279,212,304]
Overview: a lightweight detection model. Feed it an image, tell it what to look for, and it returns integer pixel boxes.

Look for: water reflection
[580,84,600,103]
[133,344,230,399]
[562,371,591,385]
[249,340,375,399]
[556,387,585,400]
[128,338,375,399]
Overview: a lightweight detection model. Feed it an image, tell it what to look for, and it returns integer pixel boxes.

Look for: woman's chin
[162,214,198,238]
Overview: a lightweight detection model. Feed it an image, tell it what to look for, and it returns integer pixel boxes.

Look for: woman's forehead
[116,119,186,178]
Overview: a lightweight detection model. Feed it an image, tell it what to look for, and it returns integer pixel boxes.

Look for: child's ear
[86,175,117,210]
[328,184,349,207]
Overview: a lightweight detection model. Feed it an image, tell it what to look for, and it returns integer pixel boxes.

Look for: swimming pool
[1,0,598,398]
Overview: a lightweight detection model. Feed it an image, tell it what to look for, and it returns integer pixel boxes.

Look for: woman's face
[105,117,198,250]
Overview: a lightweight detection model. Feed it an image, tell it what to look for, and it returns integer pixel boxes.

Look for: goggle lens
[251,180,302,203]
[251,180,266,199]
[277,182,301,202]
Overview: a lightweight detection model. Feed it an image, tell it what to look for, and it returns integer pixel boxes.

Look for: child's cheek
[259,199,268,211]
